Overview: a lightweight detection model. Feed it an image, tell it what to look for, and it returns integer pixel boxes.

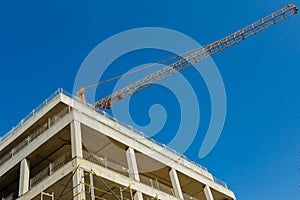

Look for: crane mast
[89,4,297,110]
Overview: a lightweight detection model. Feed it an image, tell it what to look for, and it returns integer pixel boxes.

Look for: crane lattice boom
[90,4,297,110]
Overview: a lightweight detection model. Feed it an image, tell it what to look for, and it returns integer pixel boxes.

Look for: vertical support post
[19,158,30,196]
[48,117,51,129]
[133,192,143,200]
[169,168,183,200]
[72,167,86,200]
[126,147,140,181]
[70,121,86,200]
[89,172,95,200]
[126,147,143,200]
[120,188,123,200]
[71,121,83,159]
[204,185,214,200]
[49,163,53,175]
[104,156,108,168]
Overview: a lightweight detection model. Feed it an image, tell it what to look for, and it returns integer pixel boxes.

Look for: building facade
[0,90,236,200]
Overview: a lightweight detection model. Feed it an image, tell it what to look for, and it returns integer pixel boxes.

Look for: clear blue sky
[0,1,300,199]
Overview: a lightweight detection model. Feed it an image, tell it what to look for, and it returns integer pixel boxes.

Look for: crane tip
[288,4,298,14]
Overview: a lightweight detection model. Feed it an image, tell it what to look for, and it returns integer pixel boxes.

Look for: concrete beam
[68,102,212,179]
[169,168,183,200]
[18,158,30,196]
[204,185,214,200]
[74,111,235,199]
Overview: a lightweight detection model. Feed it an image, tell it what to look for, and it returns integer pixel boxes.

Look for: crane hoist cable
[76,47,203,98]
[76,4,298,110]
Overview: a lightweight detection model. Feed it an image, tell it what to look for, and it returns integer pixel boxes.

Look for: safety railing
[83,150,129,176]
[30,166,50,188]
[0,88,63,142]
[139,174,200,199]
[0,107,70,167]
[139,174,174,196]
[29,152,71,189]
[213,176,228,189]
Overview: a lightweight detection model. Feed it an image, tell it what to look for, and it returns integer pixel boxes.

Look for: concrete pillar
[126,147,140,181]
[134,191,143,200]
[204,185,214,200]
[70,121,83,159]
[126,147,143,200]
[19,158,30,196]
[169,168,184,200]
[71,121,85,200]
[89,172,95,200]
[48,117,51,128]
[72,167,86,200]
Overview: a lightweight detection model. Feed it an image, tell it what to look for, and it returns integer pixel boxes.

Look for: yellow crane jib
[76,4,297,111]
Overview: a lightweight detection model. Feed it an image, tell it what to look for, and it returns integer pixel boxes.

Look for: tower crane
[76,4,298,110]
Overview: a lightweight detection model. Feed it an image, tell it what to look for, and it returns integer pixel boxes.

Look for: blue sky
[1,0,300,199]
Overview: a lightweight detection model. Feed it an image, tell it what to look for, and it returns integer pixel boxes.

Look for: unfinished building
[0,89,236,200]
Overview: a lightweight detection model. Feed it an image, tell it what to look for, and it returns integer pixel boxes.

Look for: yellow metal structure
[77,4,297,110]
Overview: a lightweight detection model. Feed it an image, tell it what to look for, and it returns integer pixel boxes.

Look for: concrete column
[126,147,140,181]
[134,191,143,200]
[71,121,85,200]
[204,185,214,200]
[72,167,86,200]
[89,172,95,200]
[19,158,30,196]
[48,117,51,128]
[71,120,83,159]
[169,168,184,200]
[126,147,143,200]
